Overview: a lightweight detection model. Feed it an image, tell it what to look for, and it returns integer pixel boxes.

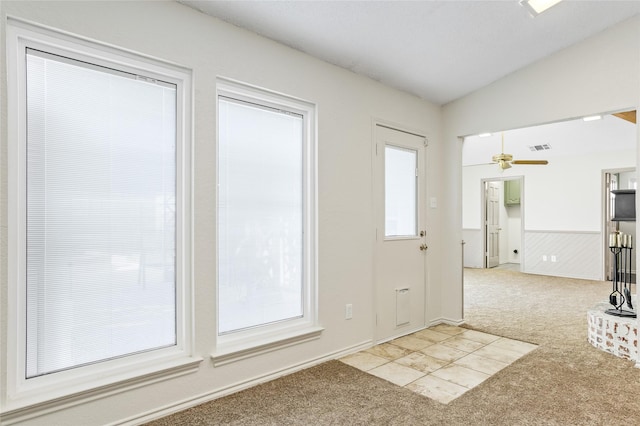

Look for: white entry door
[486,182,500,268]
[374,125,427,343]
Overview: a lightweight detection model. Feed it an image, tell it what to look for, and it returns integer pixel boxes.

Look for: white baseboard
[429,317,465,327]
[375,324,434,345]
[112,318,471,425]
[114,340,373,426]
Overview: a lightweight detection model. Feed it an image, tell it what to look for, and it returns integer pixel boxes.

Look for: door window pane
[26,50,177,377]
[385,145,417,237]
[218,97,304,334]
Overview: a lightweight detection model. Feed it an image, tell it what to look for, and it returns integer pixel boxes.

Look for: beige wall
[0,1,443,424]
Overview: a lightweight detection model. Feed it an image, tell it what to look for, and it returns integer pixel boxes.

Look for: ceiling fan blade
[512,160,549,165]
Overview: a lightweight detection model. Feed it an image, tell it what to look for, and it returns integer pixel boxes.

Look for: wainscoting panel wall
[523,231,602,281]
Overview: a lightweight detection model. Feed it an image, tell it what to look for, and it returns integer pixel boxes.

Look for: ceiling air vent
[529,144,551,152]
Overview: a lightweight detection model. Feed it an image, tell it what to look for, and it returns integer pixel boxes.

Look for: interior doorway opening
[603,168,637,283]
[481,177,524,271]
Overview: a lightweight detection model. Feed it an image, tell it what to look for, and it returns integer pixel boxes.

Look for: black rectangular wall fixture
[612,189,636,222]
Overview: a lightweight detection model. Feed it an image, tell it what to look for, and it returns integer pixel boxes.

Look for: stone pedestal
[588,300,638,361]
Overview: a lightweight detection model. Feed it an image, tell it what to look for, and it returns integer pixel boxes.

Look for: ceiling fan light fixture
[492,153,513,162]
[491,132,548,169]
[520,0,563,17]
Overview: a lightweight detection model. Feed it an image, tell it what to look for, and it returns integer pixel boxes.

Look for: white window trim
[212,78,321,364]
[3,19,200,420]
[384,143,420,240]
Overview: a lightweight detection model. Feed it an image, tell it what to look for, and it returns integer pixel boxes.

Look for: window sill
[211,326,324,367]
[384,236,421,241]
[2,356,203,425]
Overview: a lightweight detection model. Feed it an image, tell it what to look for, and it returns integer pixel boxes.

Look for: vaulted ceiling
[179,0,640,106]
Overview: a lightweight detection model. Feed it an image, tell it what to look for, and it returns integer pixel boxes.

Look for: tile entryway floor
[339,324,537,404]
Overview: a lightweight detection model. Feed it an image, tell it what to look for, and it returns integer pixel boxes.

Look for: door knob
[419,244,428,251]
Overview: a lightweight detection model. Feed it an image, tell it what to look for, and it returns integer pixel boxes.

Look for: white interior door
[486,182,500,268]
[374,125,427,343]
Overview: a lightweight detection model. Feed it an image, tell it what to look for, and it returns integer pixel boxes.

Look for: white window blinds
[25,49,178,377]
[217,96,304,335]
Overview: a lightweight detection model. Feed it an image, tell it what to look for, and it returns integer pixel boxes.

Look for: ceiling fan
[492,132,549,170]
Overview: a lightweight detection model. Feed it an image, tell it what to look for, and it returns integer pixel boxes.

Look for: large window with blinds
[215,81,319,358]
[6,22,195,410]
[25,48,178,377]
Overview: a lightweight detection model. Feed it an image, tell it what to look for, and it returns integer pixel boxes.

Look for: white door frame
[485,181,501,268]
[480,176,525,271]
[602,167,635,281]
[372,119,429,343]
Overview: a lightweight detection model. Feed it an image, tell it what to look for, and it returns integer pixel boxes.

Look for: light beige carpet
[147,269,640,425]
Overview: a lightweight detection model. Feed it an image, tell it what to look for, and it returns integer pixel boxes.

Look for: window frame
[212,79,321,365]
[384,143,420,240]
[4,19,199,417]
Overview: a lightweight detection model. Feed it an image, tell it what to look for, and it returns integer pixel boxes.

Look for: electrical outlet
[551,255,557,262]
[542,255,547,261]
[345,304,353,320]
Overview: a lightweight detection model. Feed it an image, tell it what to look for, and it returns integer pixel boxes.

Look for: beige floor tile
[346,328,525,405]
[339,352,389,371]
[429,324,466,335]
[390,335,434,351]
[412,328,452,343]
[489,337,538,355]
[473,344,525,364]
[394,352,449,373]
[366,343,413,360]
[368,362,425,387]
[441,335,485,353]
[460,329,502,345]
[420,343,468,362]
[453,353,509,375]
[406,374,469,404]
[431,364,490,389]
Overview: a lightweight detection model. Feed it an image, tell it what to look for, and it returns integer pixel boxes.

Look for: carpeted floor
[146,269,640,425]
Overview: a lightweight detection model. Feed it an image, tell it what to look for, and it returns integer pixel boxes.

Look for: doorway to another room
[463,110,636,282]
[604,168,637,283]
[482,178,523,271]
